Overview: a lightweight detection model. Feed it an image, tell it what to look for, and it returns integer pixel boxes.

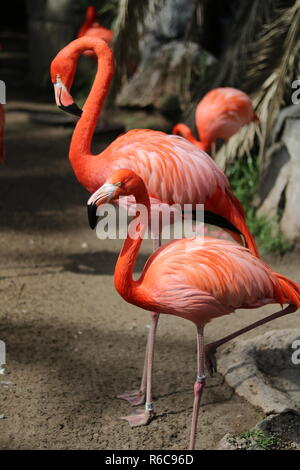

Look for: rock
[117,109,172,134]
[217,328,300,415]
[148,0,195,40]
[279,119,300,241]
[116,0,214,112]
[256,105,300,244]
[217,420,298,450]
[217,433,238,450]
[117,41,201,112]
[256,144,290,218]
[257,412,300,449]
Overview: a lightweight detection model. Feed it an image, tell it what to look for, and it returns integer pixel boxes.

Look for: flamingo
[77,6,113,60]
[0,104,5,163]
[172,88,259,152]
[87,168,300,449]
[50,37,259,420]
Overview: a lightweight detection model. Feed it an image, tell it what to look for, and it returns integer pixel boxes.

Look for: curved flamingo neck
[68,38,115,181]
[78,6,97,36]
[172,123,209,151]
[85,6,97,24]
[114,182,150,302]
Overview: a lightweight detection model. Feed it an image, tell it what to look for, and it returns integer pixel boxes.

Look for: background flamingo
[50,37,259,418]
[172,87,259,153]
[77,6,113,61]
[87,168,300,450]
[0,104,5,163]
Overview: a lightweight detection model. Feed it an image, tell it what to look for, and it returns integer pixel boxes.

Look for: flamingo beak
[53,76,82,117]
[87,182,120,229]
[87,202,98,230]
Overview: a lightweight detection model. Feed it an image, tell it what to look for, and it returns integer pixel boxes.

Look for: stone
[257,105,300,244]
[116,0,213,112]
[117,41,201,112]
[217,328,300,415]
[257,412,300,449]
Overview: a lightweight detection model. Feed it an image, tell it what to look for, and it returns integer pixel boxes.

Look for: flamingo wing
[81,129,258,255]
[96,130,228,206]
[136,237,281,325]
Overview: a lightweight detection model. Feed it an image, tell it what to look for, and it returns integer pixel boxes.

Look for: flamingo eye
[115,182,122,187]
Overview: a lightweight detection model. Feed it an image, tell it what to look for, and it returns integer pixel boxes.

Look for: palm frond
[215,0,300,170]
[258,0,300,163]
[185,0,280,129]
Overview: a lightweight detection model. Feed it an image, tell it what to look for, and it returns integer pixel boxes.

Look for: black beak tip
[87,203,98,230]
[58,103,83,117]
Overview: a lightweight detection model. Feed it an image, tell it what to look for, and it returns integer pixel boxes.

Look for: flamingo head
[51,37,115,118]
[50,54,83,117]
[87,169,145,229]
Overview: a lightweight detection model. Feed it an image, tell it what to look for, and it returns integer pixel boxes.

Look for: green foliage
[227,156,293,255]
[246,210,293,256]
[239,429,287,450]
[227,154,258,207]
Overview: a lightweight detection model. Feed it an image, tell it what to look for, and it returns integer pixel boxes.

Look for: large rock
[117,0,211,112]
[117,40,200,111]
[217,328,300,415]
[257,105,300,243]
[217,413,300,450]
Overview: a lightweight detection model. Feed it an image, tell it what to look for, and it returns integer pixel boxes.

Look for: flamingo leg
[117,333,148,406]
[120,311,159,426]
[189,326,206,450]
[118,238,161,416]
[205,304,297,375]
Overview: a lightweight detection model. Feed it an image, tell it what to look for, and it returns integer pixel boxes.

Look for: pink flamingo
[77,6,113,60]
[87,168,300,449]
[173,87,259,152]
[0,104,5,163]
[50,37,259,419]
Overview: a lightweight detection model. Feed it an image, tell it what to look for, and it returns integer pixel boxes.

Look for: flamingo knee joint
[145,402,154,412]
[196,375,206,383]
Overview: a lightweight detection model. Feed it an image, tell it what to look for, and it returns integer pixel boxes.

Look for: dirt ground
[0,103,299,450]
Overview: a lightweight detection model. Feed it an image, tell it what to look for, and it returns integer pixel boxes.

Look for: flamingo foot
[117,389,145,406]
[121,408,154,427]
[204,343,218,377]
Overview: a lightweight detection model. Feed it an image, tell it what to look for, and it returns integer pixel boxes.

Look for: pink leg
[121,312,159,426]
[205,304,297,375]
[189,326,206,450]
[118,238,161,421]
[117,333,148,406]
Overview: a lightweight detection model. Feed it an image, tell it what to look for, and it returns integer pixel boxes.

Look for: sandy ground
[0,104,299,450]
